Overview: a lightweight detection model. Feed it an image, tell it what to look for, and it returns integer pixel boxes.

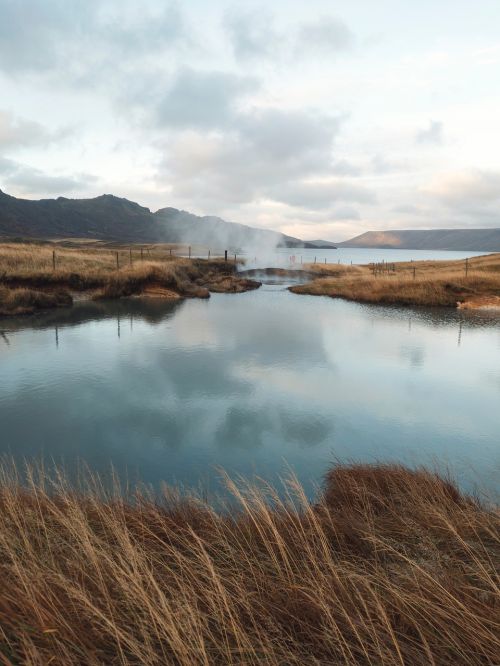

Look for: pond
[1,271,499,498]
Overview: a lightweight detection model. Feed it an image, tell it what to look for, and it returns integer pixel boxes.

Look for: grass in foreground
[290,253,500,308]
[0,463,498,664]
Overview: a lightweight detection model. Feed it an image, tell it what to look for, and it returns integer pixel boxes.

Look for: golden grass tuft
[0,463,498,664]
[0,285,72,315]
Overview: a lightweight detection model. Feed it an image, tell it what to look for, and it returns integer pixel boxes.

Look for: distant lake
[1,249,499,498]
[254,247,493,268]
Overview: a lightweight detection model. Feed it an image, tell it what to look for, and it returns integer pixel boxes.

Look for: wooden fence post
[116,252,119,270]
[52,250,56,271]
[129,248,132,266]
[465,257,469,277]
[188,246,191,259]
[225,250,228,262]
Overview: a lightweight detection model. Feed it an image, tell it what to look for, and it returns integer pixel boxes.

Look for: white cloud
[268,179,375,210]
[158,108,343,210]
[425,170,500,206]
[0,110,51,149]
[296,16,354,55]
[0,156,97,195]
[155,68,259,129]
[416,120,444,145]
[223,8,278,61]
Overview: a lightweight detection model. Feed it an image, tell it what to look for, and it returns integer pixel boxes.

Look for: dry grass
[291,254,500,307]
[0,286,72,316]
[0,242,252,312]
[0,463,498,665]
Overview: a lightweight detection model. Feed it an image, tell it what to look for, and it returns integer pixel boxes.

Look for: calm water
[247,247,491,268]
[1,260,499,497]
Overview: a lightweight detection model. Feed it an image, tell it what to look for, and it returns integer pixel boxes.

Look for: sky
[1,0,500,241]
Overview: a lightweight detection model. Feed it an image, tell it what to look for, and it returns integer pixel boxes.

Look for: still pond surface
[1,251,499,498]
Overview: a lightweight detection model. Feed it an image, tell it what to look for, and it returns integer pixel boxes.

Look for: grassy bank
[0,463,498,665]
[0,242,259,315]
[290,253,500,308]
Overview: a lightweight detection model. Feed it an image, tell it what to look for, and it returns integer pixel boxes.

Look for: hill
[0,189,336,250]
[340,229,500,252]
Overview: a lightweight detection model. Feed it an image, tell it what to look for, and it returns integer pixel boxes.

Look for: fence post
[208,249,211,259]
[188,246,191,259]
[129,248,132,266]
[465,257,469,277]
[314,256,316,264]
[52,250,56,271]
[234,253,237,263]
[413,267,416,280]
[224,250,228,262]
[116,252,119,270]
[141,247,143,261]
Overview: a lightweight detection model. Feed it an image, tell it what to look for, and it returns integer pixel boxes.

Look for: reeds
[0,463,498,664]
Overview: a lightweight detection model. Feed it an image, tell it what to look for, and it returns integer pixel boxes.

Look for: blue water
[271,247,491,267]
[0,252,499,498]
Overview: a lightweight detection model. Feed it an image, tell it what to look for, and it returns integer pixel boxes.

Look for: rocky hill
[0,189,336,249]
[340,229,500,252]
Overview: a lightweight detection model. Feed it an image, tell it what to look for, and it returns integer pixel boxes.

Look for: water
[1,257,499,498]
[248,247,491,268]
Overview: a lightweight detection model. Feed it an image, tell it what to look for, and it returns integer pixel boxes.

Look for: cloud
[0,0,96,74]
[0,156,97,194]
[370,154,409,174]
[223,10,354,63]
[268,179,375,210]
[296,17,354,55]
[0,110,52,149]
[426,170,500,207]
[155,68,259,129]
[0,0,185,79]
[416,120,444,145]
[158,108,343,209]
[416,169,500,228]
[223,8,278,61]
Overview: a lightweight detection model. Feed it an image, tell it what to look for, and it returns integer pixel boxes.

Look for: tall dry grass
[0,463,498,664]
[0,242,240,304]
[292,254,500,307]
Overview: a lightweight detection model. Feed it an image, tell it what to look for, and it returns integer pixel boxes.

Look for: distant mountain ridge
[340,229,500,252]
[0,189,336,249]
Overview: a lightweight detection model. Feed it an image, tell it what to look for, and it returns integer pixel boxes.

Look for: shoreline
[288,253,500,309]
[0,241,261,317]
[2,241,500,316]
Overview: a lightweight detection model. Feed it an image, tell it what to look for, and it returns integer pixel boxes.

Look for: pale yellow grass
[0,463,498,665]
[291,254,500,307]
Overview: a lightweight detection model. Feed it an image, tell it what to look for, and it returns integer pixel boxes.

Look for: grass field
[0,463,497,665]
[0,241,253,315]
[290,253,500,307]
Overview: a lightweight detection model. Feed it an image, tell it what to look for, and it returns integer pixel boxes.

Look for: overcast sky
[1,0,499,240]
